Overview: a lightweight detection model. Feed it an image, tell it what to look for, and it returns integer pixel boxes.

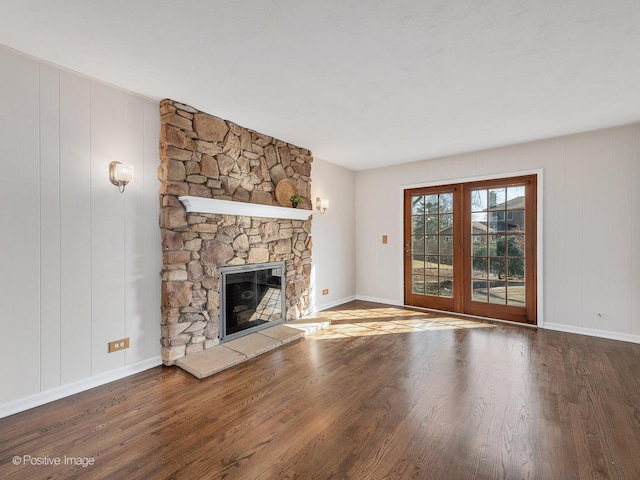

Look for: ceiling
[1,1,639,171]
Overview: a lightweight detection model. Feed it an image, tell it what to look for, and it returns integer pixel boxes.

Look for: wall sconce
[109,161,134,193]
[315,197,329,214]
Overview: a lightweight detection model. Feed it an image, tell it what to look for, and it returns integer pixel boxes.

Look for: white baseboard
[355,295,403,306]
[543,323,640,344]
[316,295,357,312]
[0,356,162,419]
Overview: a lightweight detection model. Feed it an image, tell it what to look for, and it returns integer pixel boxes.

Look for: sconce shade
[109,161,134,193]
[315,197,329,214]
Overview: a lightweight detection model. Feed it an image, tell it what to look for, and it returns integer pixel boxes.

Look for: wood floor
[2,301,640,479]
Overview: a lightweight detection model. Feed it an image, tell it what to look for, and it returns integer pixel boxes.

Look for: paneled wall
[355,124,640,341]
[311,158,357,310]
[0,47,161,409]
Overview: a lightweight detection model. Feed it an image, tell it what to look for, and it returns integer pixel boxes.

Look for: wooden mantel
[178,196,313,221]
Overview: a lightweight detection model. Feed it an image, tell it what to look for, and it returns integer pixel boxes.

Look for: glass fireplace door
[219,261,285,342]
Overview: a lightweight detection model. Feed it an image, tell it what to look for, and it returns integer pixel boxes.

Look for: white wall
[356,124,640,341]
[0,47,161,416]
[311,158,356,310]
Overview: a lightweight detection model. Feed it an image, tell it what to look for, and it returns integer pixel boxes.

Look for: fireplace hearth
[219,262,286,343]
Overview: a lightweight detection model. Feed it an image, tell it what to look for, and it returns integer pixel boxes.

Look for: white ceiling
[1,1,639,170]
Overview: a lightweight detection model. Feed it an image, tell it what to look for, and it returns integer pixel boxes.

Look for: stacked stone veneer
[159,99,313,365]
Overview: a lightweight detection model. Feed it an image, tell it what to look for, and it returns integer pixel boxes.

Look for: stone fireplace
[159,99,313,365]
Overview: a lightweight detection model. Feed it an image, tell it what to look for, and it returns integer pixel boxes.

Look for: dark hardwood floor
[2,301,640,479]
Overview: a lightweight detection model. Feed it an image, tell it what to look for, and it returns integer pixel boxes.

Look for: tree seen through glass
[411,192,454,298]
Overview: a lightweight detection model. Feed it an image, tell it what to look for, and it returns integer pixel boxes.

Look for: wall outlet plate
[382,235,388,244]
[108,337,130,353]
[322,289,329,295]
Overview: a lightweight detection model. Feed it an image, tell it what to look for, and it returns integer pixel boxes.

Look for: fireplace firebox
[219,261,286,343]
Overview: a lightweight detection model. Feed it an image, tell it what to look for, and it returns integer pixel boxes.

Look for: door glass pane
[439,236,453,255]
[472,256,487,278]
[412,216,424,236]
[503,236,525,261]
[507,186,525,203]
[507,185,524,200]
[488,212,505,232]
[439,256,453,277]
[509,210,525,231]
[425,215,439,234]
[488,235,503,256]
[489,257,505,279]
[440,277,453,297]
[426,276,439,296]
[507,282,525,306]
[507,259,525,281]
[412,275,425,294]
[439,214,454,231]
[412,256,425,275]
[472,279,488,302]
[472,212,487,224]
[412,236,425,254]
[412,196,424,215]
[439,193,453,213]
[471,189,487,212]
[426,256,438,275]
[489,281,507,304]
[472,236,486,256]
[512,235,526,257]
[426,236,439,255]
[424,195,439,214]
[488,188,506,209]
[506,255,525,280]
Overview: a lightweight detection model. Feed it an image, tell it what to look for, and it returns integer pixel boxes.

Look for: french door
[404,175,537,324]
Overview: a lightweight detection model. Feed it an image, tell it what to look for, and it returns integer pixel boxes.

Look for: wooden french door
[404,175,537,325]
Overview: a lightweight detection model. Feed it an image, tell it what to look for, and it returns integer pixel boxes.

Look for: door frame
[400,169,544,326]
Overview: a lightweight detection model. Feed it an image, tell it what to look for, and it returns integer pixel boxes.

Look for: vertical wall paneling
[90,83,126,374]
[354,172,378,301]
[632,125,640,336]
[560,135,585,328]
[607,126,634,334]
[39,64,62,391]
[550,138,567,328]
[0,50,41,402]
[59,71,92,384]
[0,46,162,411]
[311,158,357,310]
[450,154,465,182]
[123,95,146,364]
[581,130,610,330]
[143,101,161,357]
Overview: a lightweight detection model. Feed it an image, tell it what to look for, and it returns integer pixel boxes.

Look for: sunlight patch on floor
[308,309,494,340]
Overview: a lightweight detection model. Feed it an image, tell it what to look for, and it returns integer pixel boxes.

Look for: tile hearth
[175,320,328,379]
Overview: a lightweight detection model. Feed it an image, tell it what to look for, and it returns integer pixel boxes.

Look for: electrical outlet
[382,235,388,244]
[108,337,130,353]
[322,289,329,295]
